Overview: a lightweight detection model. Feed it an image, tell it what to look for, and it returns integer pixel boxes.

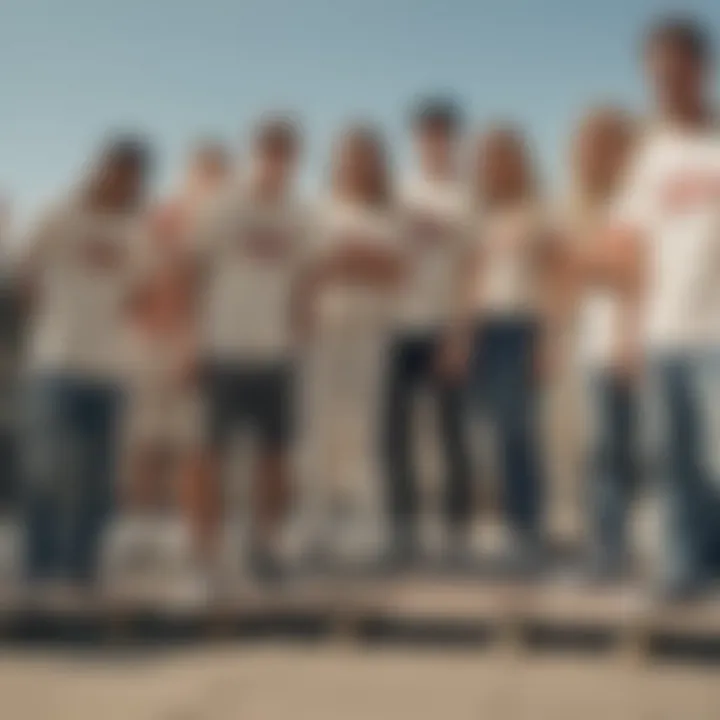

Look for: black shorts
[202,361,295,452]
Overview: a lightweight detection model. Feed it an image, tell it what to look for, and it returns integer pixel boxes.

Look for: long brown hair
[330,124,392,209]
[84,135,152,213]
[473,124,539,210]
[569,106,635,214]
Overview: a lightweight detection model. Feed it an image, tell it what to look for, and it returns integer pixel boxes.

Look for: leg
[657,361,708,595]
[494,324,545,541]
[381,338,421,554]
[66,385,120,586]
[125,443,168,512]
[587,372,638,578]
[248,366,295,578]
[0,431,18,511]
[181,450,221,561]
[436,379,473,537]
[251,449,292,549]
[175,398,213,554]
[21,377,70,582]
[692,357,720,577]
[189,367,235,563]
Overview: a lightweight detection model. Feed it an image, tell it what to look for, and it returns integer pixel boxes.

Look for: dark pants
[586,371,639,573]
[22,375,122,584]
[383,332,472,538]
[649,356,720,590]
[470,319,544,537]
[203,362,295,454]
[0,429,19,510]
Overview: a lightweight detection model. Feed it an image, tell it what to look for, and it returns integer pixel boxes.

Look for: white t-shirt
[560,201,619,369]
[311,199,402,332]
[472,202,553,318]
[194,185,310,363]
[611,123,720,352]
[396,176,472,332]
[21,199,152,380]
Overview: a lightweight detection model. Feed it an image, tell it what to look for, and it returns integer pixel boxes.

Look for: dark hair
[86,133,152,211]
[644,16,712,62]
[410,95,464,133]
[99,134,152,176]
[252,114,301,156]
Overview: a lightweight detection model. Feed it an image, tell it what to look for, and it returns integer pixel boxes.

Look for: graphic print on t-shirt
[661,170,720,213]
[611,128,720,350]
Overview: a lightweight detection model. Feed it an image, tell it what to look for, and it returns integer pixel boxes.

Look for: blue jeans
[586,371,639,574]
[648,354,720,590]
[382,332,473,538]
[22,375,122,584]
[470,319,544,537]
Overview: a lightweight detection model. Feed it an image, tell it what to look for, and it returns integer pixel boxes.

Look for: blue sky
[1,0,718,220]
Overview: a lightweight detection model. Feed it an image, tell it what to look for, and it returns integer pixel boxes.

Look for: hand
[291,294,316,346]
[435,336,470,382]
[293,310,315,346]
[611,338,642,381]
[175,348,199,388]
[535,335,563,382]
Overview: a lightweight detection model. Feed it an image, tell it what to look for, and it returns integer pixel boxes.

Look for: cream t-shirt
[611,123,720,352]
[472,202,554,319]
[21,198,153,380]
[310,198,402,332]
[561,201,619,369]
[396,175,472,332]
[193,184,311,363]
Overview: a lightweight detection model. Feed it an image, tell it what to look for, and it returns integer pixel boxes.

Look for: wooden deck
[2,574,720,660]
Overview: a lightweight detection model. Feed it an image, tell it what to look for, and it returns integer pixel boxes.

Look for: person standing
[564,107,638,581]
[457,125,569,574]
[300,124,404,564]
[384,98,474,566]
[19,137,153,589]
[191,117,306,582]
[127,142,230,554]
[609,18,720,599]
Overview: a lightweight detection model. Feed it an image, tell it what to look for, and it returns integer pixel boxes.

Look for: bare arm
[436,241,483,379]
[538,229,576,332]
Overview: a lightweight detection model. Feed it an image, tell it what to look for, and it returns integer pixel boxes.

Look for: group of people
[6,15,720,601]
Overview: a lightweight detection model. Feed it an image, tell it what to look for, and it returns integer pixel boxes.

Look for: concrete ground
[1,644,719,720]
